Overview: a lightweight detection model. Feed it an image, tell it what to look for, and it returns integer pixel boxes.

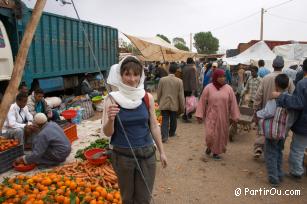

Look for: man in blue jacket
[15,113,71,166]
[274,58,307,180]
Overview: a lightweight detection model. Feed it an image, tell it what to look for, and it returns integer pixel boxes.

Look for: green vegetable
[155,108,161,117]
[43,195,54,204]
[70,192,76,204]
[2,177,12,188]
[75,138,109,160]
[0,197,6,204]
[20,195,28,203]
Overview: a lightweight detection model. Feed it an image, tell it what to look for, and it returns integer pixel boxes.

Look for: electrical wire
[197,0,296,32]
[168,10,261,37]
[69,0,157,203]
[209,0,295,32]
[267,13,307,24]
[115,0,298,49]
[211,11,260,31]
[265,0,295,11]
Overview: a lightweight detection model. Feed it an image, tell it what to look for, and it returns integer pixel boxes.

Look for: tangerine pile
[0,172,121,204]
[0,138,19,152]
[154,103,162,124]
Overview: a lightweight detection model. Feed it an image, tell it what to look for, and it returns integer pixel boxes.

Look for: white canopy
[224,41,299,70]
[124,34,196,62]
[223,41,276,66]
[273,43,307,63]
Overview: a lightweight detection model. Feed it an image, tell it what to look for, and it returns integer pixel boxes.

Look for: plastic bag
[186,96,198,114]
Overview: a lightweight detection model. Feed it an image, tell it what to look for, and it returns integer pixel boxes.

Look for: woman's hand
[230,119,238,124]
[160,152,168,168]
[107,104,120,121]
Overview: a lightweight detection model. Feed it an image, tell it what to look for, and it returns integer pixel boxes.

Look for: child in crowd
[256,74,290,186]
[273,58,307,180]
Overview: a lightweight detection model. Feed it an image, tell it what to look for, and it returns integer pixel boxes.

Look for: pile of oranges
[0,138,19,152]
[0,172,122,204]
[154,103,162,125]
[157,115,162,125]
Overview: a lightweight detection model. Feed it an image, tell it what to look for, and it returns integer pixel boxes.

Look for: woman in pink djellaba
[195,69,240,160]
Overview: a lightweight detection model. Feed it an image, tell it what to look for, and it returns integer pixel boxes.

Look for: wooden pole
[0,0,47,130]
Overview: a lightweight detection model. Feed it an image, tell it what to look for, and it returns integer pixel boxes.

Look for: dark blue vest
[111,101,154,148]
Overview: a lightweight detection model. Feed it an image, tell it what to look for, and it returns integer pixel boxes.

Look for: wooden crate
[63,123,78,143]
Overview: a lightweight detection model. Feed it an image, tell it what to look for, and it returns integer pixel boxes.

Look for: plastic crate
[0,144,24,173]
[63,123,78,143]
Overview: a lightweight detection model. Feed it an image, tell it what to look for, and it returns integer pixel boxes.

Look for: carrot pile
[53,161,119,190]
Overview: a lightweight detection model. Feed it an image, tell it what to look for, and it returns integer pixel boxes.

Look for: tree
[120,40,133,52]
[193,32,219,54]
[120,39,141,55]
[173,37,186,45]
[174,43,189,51]
[156,34,171,44]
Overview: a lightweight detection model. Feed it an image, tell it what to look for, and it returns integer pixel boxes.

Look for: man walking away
[258,59,271,78]
[253,56,295,158]
[182,58,197,122]
[157,63,185,142]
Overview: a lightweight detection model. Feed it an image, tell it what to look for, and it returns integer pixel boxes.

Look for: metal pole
[0,0,47,130]
[190,33,193,51]
[260,8,264,40]
[160,46,165,63]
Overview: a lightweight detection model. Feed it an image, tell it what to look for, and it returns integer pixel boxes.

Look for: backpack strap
[143,92,151,128]
[144,92,150,111]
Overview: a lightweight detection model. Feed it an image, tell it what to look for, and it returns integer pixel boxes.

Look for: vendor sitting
[27,88,59,121]
[15,113,71,166]
[2,93,33,145]
[80,73,101,97]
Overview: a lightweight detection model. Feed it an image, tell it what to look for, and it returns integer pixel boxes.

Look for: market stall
[124,33,196,62]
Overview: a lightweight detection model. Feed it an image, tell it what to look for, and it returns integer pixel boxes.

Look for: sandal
[254,149,262,159]
[205,148,211,155]
[213,154,221,161]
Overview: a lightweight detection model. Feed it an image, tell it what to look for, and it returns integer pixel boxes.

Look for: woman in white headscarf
[102,56,167,204]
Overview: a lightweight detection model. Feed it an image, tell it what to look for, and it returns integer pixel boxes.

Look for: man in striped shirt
[242,66,262,107]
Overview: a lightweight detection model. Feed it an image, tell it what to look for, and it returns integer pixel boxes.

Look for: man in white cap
[15,113,71,166]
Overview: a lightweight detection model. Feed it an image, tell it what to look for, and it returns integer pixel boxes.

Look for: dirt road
[1,112,305,204]
[153,118,307,204]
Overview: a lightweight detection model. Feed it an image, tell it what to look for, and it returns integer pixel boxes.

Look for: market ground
[152,117,307,204]
[1,112,306,204]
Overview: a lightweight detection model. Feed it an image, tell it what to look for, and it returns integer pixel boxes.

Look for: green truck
[0,0,118,93]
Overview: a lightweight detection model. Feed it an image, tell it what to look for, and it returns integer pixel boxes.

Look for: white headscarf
[107,56,145,109]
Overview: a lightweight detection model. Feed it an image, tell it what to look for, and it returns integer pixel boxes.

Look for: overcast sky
[23,0,306,52]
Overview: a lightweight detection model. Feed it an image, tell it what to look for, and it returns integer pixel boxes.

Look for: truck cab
[0,20,13,82]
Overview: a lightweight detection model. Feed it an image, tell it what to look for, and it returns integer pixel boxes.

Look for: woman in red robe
[195,69,240,160]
